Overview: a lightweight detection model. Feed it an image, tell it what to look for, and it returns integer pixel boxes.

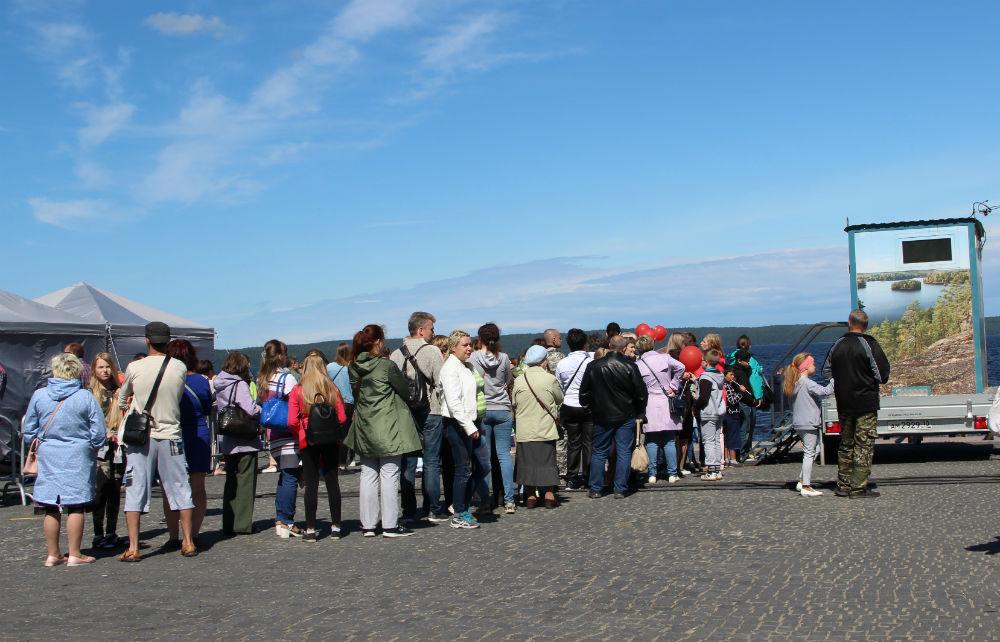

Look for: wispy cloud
[74,160,110,188]
[78,101,135,145]
[420,13,499,72]
[144,13,229,37]
[28,197,117,228]
[211,245,855,347]
[333,0,418,41]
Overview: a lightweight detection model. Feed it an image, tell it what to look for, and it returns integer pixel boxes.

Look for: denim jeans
[644,430,678,478]
[401,413,445,517]
[443,418,491,514]
[589,419,636,494]
[740,406,757,459]
[274,465,300,526]
[482,409,515,504]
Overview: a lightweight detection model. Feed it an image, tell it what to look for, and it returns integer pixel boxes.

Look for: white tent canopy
[34,282,215,369]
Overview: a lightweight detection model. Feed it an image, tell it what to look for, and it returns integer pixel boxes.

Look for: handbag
[630,419,650,472]
[217,382,260,439]
[122,356,172,447]
[638,355,685,416]
[261,372,292,429]
[23,396,71,475]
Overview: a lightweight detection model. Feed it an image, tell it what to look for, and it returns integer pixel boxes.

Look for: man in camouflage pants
[822,309,891,498]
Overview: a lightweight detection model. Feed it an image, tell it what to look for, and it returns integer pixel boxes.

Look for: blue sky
[4,1,1000,347]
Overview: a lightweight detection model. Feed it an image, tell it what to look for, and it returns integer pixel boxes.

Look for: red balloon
[678,346,703,373]
[652,325,667,342]
[635,323,651,336]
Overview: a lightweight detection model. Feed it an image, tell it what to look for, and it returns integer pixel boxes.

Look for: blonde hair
[665,333,686,357]
[593,347,609,359]
[447,330,470,352]
[702,334,722,352]
[299,353,341,414]
[783,353,810,397]
[51,353,83,380]
[635,335,654,354]
[89,353,123,430]
[431,335,449,359]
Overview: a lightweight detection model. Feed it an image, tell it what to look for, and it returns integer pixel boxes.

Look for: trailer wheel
[823,434,840,462]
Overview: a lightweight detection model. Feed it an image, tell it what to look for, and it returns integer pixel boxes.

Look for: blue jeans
[644,431,678,477]
[482,409,515,504]
[401,413,444,517]
[443,418,491,514]
[274,466,300,525]
[589,419,636,495]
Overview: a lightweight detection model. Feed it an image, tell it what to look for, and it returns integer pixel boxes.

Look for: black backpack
[306,393,346,446]
[400,344,431,415]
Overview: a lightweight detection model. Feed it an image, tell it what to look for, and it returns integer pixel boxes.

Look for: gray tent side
[105,324,216,368]
[0,322,107,457]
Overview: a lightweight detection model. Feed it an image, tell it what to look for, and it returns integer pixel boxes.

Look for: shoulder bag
[122,357,172,447]
[23,394,72,475]
[400,344,432,415]
[638,355,685,416]
[524,370,563,439]
[261,372,292,429]
[217,382,260,439]
[630,419,650,472]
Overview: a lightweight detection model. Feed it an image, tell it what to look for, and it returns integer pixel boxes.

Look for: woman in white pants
[346,324,423,538]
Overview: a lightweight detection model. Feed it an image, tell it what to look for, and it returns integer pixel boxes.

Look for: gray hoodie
[468,350,512,411]
[791,376,835,429]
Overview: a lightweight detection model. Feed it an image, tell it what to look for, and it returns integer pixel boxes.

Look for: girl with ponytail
[783,353,835,497]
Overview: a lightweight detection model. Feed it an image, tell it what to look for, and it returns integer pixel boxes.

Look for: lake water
[857,279,947,322]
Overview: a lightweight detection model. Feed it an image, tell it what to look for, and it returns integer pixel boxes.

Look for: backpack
[697,370,727,418]
[400,344,431,415]
[306,393,346,446]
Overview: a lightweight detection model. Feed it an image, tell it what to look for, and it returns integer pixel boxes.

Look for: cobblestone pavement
[3,440,1000,641]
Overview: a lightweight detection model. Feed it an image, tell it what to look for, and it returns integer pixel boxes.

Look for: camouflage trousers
[837,412,878,494]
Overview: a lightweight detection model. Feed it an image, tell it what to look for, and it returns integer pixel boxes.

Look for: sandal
[67,554,96,566]
[181,544,199,557]
[44,554,67,567]
[117,550,141,563]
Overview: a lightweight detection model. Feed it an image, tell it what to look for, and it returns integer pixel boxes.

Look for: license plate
[886,421,932,432]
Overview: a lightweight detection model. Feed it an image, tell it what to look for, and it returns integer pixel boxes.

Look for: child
[722,366,756,467]
[694,349,726,480]
[783,353,835,497]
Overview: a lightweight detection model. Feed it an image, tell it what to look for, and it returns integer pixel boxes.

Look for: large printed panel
[853,225,974,395]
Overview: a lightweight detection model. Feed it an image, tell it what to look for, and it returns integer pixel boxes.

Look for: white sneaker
[800,486,823,497]
[648,476,657,484]
[668,475,680,484]
[680,469,692,477]
[700,472,718,481]
[795,480,803,492]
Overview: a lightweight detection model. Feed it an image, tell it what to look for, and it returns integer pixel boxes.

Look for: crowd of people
[22,308,893,565]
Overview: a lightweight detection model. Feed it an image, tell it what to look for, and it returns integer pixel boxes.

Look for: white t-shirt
[118,355,188,441]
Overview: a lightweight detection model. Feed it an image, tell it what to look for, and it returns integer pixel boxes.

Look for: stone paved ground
[3,439,1000,641]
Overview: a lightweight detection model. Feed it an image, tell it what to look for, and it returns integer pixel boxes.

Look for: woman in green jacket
[347,324,422,538]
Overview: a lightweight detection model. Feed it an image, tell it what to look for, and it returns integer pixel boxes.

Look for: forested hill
[214,318,1000,367]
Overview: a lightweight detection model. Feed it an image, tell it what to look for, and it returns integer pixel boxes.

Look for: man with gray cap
[116,322,197,560]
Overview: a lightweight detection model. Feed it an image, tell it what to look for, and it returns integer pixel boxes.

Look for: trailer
[817,216,994,460]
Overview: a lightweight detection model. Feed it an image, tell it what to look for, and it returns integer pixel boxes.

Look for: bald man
[543,329,564,374]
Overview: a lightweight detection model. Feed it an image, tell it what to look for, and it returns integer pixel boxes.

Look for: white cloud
[28,197,116,228]
[421,13,498,72]
[333,0,418,41]
[78,101,135,145]
[144,13,229,37]
[74,160,110,188]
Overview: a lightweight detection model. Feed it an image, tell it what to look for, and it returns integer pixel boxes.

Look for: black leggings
[92,460,123,536]
[300,444,342,530]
